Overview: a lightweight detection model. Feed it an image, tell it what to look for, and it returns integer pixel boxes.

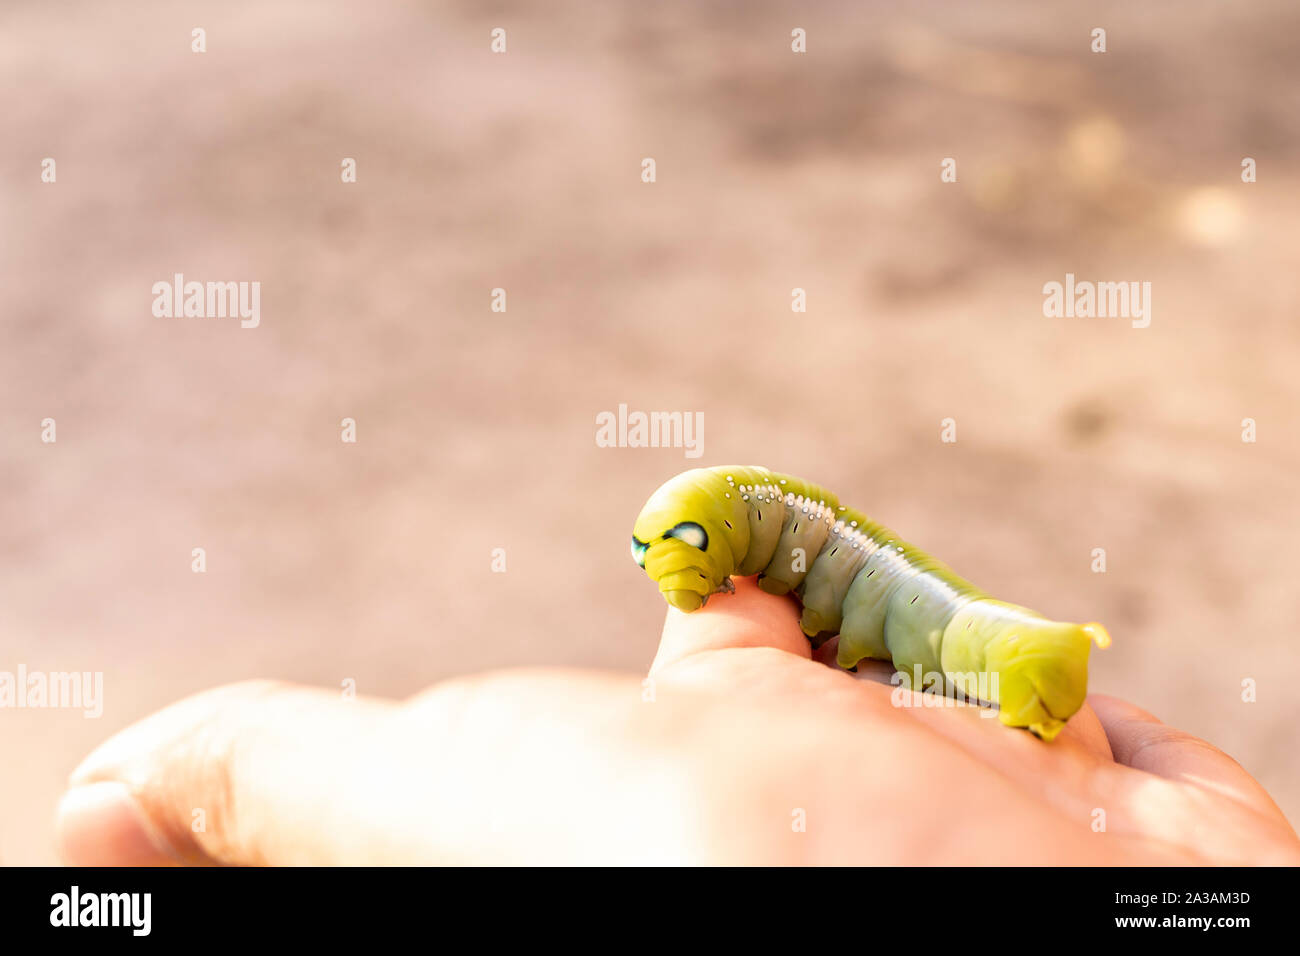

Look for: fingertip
[55,782,181,867]
[1089,693,1187,767]
[1088,693,1160,727]
[651,575,810,673]
[1053,701,1114,762]
[1088,694,1291,825]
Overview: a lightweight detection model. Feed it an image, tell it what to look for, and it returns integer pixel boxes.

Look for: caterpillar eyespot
[631,465,1111,741]
[665,521,708,551]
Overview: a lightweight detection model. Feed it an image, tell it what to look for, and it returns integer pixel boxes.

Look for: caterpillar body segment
[631,465,1110,741]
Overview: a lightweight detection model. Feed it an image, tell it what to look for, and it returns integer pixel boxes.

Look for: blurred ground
[2,0,1298,863]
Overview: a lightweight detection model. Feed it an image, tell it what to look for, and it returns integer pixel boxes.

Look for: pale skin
[57,578,1300,865]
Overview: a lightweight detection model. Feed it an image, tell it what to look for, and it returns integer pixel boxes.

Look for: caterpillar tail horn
[1083,622,1112,649]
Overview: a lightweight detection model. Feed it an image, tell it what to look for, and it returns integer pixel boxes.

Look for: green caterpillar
[631,465,1110,740]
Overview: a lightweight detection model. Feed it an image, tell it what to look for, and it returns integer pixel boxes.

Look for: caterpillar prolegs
[631,466,1111,741]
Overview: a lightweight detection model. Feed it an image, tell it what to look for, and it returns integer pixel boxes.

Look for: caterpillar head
[631,469,745,611]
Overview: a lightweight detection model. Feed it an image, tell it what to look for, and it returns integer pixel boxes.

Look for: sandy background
[2,0,1298,864]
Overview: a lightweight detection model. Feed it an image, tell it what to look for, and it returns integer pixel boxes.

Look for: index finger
[649,575,811,674]
[55,673,718,866]
[1090,693,1295,829]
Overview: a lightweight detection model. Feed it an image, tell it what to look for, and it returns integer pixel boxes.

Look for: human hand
[56,577,1300,865]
